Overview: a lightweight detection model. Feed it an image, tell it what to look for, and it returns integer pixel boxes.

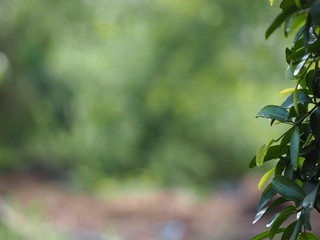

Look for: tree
[251,0,320,239]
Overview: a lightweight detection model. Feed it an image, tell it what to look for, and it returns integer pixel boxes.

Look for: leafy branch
[251,0,320,239]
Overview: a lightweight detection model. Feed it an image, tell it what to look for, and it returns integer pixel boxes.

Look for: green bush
[252,0,320,239]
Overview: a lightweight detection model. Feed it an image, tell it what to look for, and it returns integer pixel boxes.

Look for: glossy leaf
[272,176,306,201]
[253,197,287,224]
[302,183,319,210]
[293,54,309,76]
[291,218,302,240]
[256,105,289,122]
[257,184,277,212]
[269,206,296,239]
[287,65,297,79]
[281,91,312,109]
[290,126,300,171]
[293,25,306,44]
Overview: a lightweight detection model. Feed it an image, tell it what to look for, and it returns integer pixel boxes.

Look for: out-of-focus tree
[0,0,289,189]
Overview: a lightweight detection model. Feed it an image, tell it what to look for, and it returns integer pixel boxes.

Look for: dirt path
[0,174,270,240]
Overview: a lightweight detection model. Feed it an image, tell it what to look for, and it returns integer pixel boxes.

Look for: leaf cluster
[252,0,320,239]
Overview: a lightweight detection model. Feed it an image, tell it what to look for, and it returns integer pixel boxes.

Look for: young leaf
[258,168,275,190]
[256,105,289,122]
[279,88,295,95]
[290,126,300,171]
[250,145,290,168]
[272,176,306,201]
[256,139,274,167]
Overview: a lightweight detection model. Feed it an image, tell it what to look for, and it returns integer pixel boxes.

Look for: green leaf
[272,176,306,201]
[256,139,274,167]
[270,0,275,6]
[266,7,298,39]
[290,126,300,171]
[301,152,318,180]
[310,0,320,25]
[281,129,294,148]
[299,232,320,240]
[294,0,301,8]
[275,157,289,175]
[257,184,277,212]
[281,221,297,240]
[258,168,275,190]
[293,25,306,44]
[253,197,287,224]
[293,54,309,76]
[291,218,302,240]
[281,91,312,109]
[287,65,297,79]
[269,206,296,239]
[305,69,315,92]
[301,209,312,230]
[256,105,289,122]
[251,229,285,240]
[249,145,289,168]
[280,0,296,9]
[302,183,320,210]
[288,104,308,119]
[310,108,320,140]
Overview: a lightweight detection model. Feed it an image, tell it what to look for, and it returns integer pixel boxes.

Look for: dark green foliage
[252,0,320,239]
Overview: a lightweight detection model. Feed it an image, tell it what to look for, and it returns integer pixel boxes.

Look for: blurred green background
[0,0,291,191]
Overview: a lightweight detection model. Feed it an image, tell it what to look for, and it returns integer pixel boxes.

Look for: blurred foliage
[0,0,291,189]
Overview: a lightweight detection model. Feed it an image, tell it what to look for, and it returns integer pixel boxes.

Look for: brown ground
[0,174,280,240]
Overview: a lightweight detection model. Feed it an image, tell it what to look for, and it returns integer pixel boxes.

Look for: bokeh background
[0,0,294,239]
